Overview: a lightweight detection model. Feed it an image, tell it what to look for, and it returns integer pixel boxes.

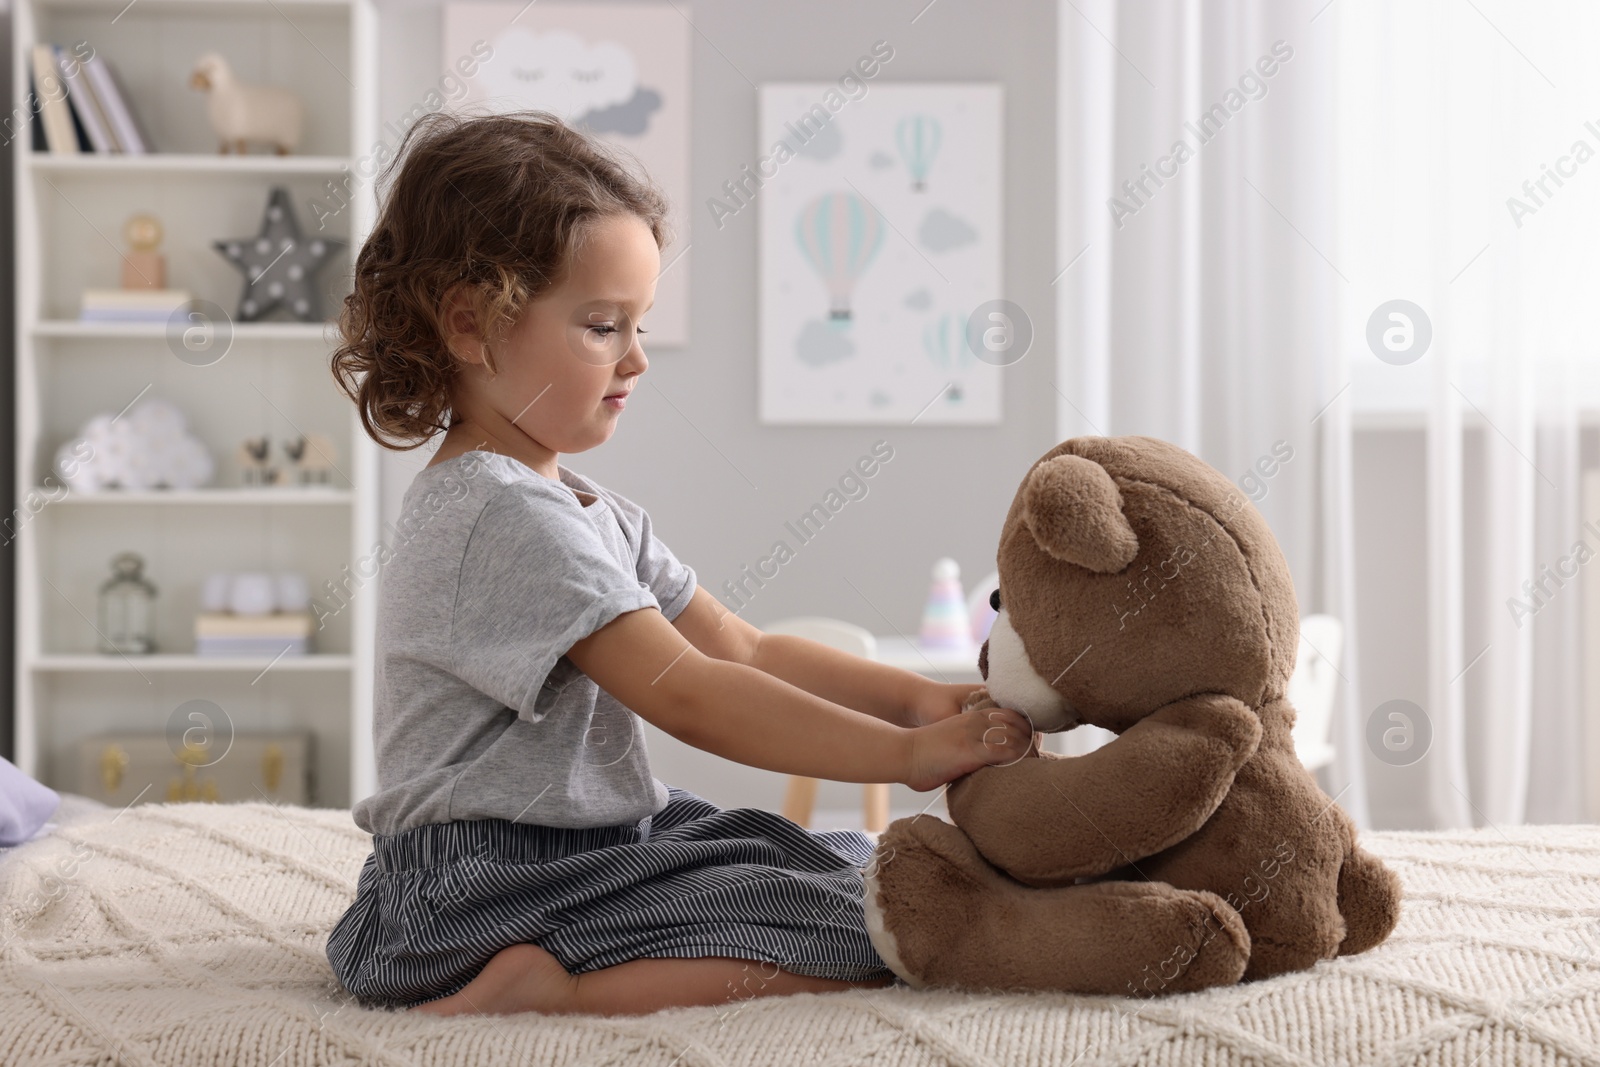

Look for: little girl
[322,109,1033,1018]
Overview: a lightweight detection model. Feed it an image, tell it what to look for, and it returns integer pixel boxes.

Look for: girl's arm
[567,604,1032,791]
[670,584,984,728]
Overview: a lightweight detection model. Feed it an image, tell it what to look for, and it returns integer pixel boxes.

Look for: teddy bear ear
[1020,454,1139,572]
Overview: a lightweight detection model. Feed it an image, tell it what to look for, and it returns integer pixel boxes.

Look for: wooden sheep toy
[237,436,276,486]
[283,432,338,488]
[189,53,304,155]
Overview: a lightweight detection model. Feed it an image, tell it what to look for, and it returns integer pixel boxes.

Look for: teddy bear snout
[980,607,1077,732]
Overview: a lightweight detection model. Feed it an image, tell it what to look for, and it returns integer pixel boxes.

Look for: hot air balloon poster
[442,2,690,346]
[758,83,1002,424]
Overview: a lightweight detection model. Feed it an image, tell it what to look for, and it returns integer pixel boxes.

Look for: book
[195,612,315,639]
[28,70,46,152]
[59,57,92,153]
[56,45,116,153]
[81,288,194,309]
[80,288,194,322]
[80,311,185,323]
[31,44,78,154]
[195,637,310,658]
[84,54,149,154]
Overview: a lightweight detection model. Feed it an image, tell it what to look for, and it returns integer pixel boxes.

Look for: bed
[1,798,1597,1066]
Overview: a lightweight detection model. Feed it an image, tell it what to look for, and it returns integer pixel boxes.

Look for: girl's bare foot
[409,944,897,1018]
[409,943,577,1016]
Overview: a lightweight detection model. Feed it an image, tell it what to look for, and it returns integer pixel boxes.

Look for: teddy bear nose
[977,639,989,680]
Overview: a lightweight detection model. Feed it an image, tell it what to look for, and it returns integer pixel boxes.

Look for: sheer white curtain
[1055,0,1592,828]
[1333,0,1592,827]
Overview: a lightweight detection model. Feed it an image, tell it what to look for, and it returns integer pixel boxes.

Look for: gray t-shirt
[351,450,697,837]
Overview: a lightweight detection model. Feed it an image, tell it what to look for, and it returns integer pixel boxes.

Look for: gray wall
[375,0,1058,817]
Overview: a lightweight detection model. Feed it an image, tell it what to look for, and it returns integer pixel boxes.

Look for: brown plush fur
[862,435,1401,996]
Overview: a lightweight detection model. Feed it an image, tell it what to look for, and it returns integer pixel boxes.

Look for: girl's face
[448,212,659,466]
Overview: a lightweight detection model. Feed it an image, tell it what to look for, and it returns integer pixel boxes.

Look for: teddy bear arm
[948,693,1263,885]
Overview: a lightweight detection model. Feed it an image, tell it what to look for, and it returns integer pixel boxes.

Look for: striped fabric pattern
[325,786,896,1009]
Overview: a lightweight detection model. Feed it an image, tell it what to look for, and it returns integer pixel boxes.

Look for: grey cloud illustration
[575,87,663,136]
[792,121,843,162]
[796,319,856,366]
[919,208,977,252]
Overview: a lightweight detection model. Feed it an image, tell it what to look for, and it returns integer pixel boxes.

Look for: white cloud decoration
[479,28,637,121]
[55,398,215,492]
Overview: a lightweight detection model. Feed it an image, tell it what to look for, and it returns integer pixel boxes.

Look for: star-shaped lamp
[214,187,345,322]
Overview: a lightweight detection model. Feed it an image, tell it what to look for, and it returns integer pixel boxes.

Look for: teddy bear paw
[961,688,1002,714]
[1118,886,1252,996]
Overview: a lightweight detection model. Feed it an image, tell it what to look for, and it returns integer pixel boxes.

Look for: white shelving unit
[13,0,380,807]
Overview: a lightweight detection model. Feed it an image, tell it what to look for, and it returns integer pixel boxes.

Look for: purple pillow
[0,756,61,847]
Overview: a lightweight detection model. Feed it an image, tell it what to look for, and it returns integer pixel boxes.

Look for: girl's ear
[442,284,496,375]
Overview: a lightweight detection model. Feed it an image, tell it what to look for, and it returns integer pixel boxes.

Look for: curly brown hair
[330,109,673,450]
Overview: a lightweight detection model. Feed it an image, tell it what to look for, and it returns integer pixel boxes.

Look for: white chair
[1286,614,1343,772]
[761,616,892,832]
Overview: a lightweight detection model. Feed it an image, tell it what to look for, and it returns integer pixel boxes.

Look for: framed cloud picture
[757,83,1003,424]
[442,3,691,346]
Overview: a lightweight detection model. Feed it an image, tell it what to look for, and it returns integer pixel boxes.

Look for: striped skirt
[325,785,897,1009]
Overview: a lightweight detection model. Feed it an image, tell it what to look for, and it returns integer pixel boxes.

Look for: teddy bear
[862,435,1401,996]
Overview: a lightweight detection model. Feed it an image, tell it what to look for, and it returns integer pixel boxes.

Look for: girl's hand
[906,681,987,727]
[902,704,1035,792]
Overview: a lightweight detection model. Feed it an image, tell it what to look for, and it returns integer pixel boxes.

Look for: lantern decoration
[98,551,157,654]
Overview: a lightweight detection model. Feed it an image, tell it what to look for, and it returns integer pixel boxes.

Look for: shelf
[33,320,338,341]
[30,654,353,672]
[28,153,355,176]
[38,488,352,505]
[16,0,381,809]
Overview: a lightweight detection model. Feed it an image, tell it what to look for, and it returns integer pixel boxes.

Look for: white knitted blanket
[1,801,1597,1066]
